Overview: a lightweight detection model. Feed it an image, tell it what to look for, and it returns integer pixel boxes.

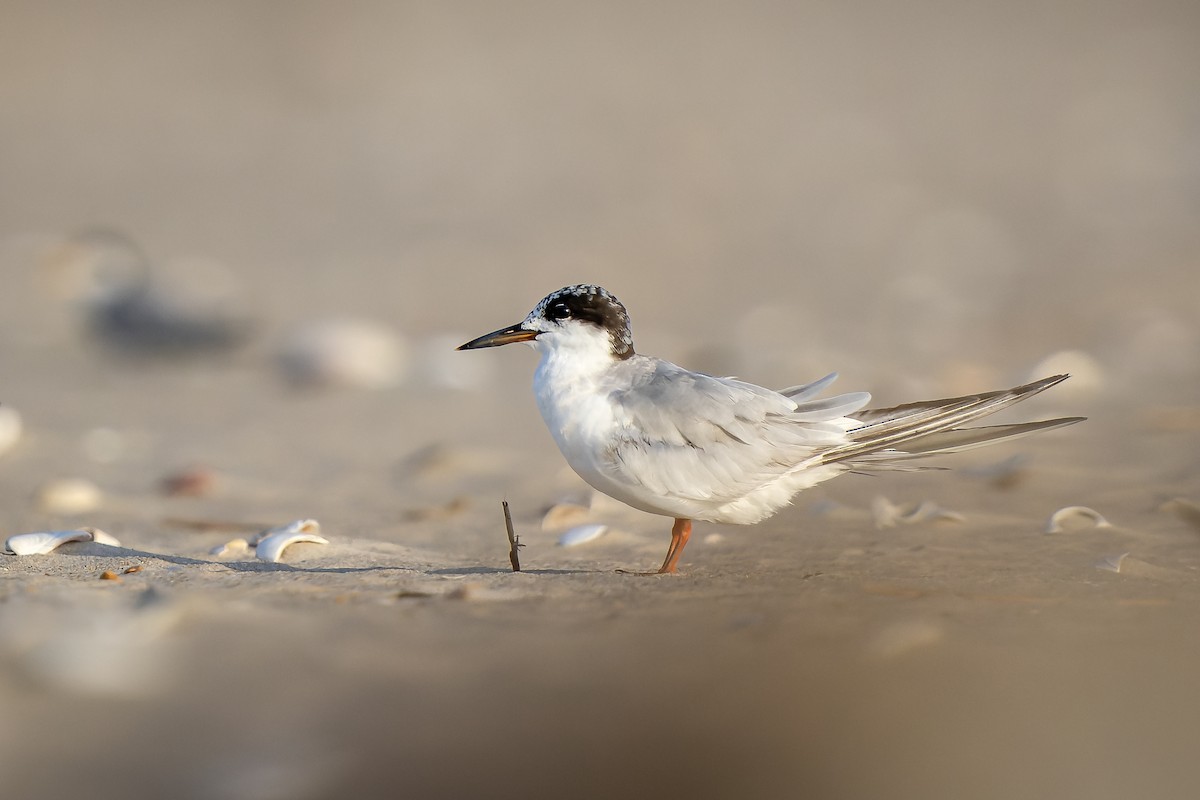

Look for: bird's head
[457,284,635,361]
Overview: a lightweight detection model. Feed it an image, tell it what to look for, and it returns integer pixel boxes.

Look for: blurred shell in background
[40,229,253,357]
[35,477,103,515]
[278,318,409,389]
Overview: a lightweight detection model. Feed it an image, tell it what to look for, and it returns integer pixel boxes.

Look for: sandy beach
[2,2,1199,798]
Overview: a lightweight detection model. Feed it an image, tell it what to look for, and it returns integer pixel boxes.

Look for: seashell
[0,405,22,457]
[1046,505,1112,533]
[36,477,102,515]
[279,318,408,389]
[1095,552,1129,573]
[4,527,117,556]
[557,524,608,547]
[99,570,120,581]
[209,538,249,557]
[253,519,327,562]
[872,496,965,529]
[89,528,122,547]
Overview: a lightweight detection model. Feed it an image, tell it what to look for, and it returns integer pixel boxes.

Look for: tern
[459,285,1083,574]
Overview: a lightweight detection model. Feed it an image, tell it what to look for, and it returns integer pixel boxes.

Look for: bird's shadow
[54,544,415,575]
[53,544,596,577]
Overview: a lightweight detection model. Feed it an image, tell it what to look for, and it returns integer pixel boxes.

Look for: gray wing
[820,374,1084,469]
[603,360,870,504]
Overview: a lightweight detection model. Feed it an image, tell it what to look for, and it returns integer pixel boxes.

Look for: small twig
[502,500,524,572]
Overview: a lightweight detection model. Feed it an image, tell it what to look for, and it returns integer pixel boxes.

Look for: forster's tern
[459,285,1083,574]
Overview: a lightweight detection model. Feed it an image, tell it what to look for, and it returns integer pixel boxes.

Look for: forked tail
[818,374,1084,470]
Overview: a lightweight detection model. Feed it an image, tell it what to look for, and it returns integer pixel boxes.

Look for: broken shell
[89,529,122,547]
[1095,552,1130,573]
[4,527,118,556]
[0,405,22,457]
[1046,506,1112,533]
[209,537,249,557]
[557,523,608,547]
[36,477,103,515]
[253,519,327,562]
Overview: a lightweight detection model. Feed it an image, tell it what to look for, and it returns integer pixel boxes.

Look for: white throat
[529,323,625,457]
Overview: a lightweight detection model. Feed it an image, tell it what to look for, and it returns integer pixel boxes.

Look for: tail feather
[777,372,839,402]
[819,375,1081,467]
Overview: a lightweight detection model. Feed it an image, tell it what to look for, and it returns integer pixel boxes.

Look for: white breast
[531,342,680,516]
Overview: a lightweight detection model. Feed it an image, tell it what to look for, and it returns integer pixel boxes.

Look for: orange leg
[656,518,692,574]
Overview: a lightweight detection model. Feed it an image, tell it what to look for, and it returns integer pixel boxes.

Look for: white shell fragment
[209,538,249,557]
[252,519,327,562]
[89,529,122,547]
[279,319,408,389]
[871,496,966,529]
[1095,552,1130,573]
[557,524,608,547]
[36,477,102,515]
[0,405,22,457]
[1046,506,1112,533]
[4,527,119,555]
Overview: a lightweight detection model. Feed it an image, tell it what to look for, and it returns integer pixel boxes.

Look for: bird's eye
[547,303,571,321]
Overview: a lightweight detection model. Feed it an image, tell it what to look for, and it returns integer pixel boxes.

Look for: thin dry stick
[502,500,523,572]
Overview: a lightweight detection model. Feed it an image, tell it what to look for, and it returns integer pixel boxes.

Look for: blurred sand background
[1,1,1199,798]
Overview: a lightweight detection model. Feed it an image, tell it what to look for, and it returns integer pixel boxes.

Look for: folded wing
[602,362,869,504]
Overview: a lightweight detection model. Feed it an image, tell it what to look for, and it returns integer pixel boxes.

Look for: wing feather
[602,361,862,505]
[821,375,1080,467]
